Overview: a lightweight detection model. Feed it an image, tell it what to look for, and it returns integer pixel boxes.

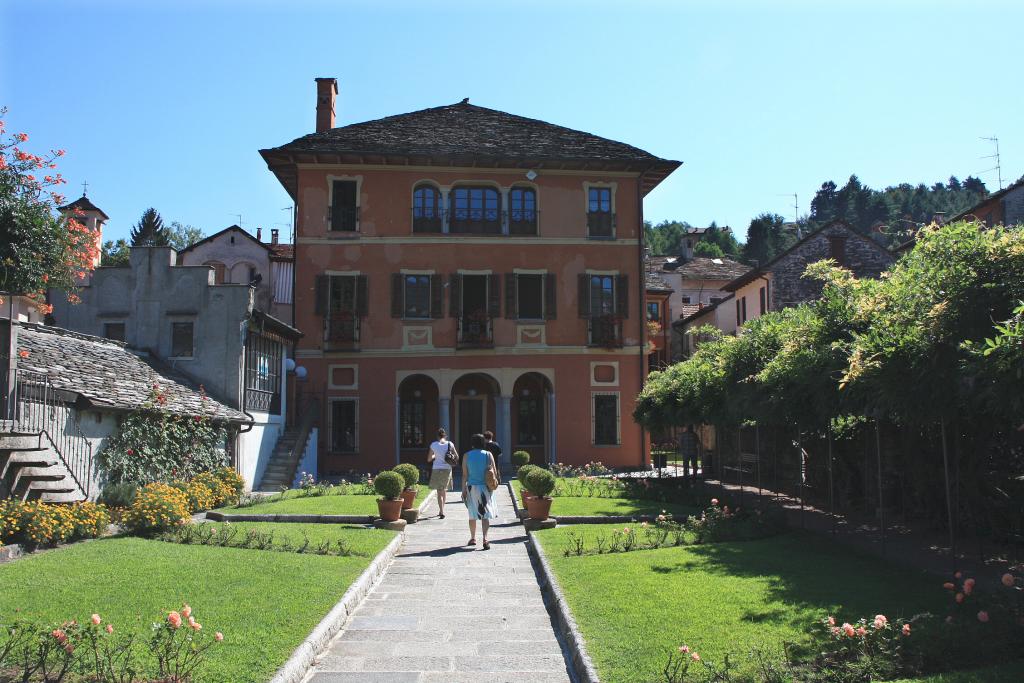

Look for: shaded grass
[511,479,697,518]
[895,661,1024,682]
[219,484,428,515]
[535,527,944,683]
[0,526,395,683]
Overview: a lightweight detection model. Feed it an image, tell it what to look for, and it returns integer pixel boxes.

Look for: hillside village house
[949,175,1024,229]
[48,245,304,490]
[645,272,673,370]
[1,321,245,502]
[177,225,295,325]
[259,78,680,475]
[674,221,894,357]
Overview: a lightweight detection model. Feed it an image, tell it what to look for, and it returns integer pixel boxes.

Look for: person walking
[427,428,458,519]
[462,433,499,550]
[483,429,502,465]
[679,424,702,482]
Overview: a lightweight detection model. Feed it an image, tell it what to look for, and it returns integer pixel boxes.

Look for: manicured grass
[219,484,429,515]
[0,525,395,683]
[534,527,944,682]
[511,479,697,518]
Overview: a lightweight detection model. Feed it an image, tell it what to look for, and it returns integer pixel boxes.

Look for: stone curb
[204,491,437,525]
[508,483,600,683]
[267,527,405,683]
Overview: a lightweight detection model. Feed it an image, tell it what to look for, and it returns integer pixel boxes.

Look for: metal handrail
[2,368,93,498]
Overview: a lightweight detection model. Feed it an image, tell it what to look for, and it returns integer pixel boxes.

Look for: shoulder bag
[444,442,459,467]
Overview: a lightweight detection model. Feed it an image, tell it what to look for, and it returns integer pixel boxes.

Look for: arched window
[412,184,443,233]
[205,261,227,284]
[509,187,537,235]
[449,186,500,234]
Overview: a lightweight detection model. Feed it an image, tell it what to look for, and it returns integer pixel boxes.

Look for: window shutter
[505,273,517,319]
[390,273,403,318]
[356,275,369,318]
[449,274,462,318]
[315,275,329,315]
[615,274,629,319]
[578,273,590,318]
[544,273,557,320]
[430,274,443,318]
[488,274,502,319]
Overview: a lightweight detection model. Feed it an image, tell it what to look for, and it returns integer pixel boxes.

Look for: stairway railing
[1,368,93,499]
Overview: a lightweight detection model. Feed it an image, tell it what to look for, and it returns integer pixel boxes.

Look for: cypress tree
[129,208,171,246]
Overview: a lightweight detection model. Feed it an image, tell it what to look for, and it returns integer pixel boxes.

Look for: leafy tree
[693,240,725,258]
[129,207,170,247]
[101,238,131,266]
[168,221,204,251]
[0,109,97,310]
[644,220,692,255]
[702,222,741,258]
[741,213,795,266]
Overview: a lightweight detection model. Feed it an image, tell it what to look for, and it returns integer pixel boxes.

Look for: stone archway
[512,372,555,466]
[449,373,501,458]
[397,374,440,465]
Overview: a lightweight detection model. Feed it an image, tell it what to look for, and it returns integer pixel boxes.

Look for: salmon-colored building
[260,79,679,474]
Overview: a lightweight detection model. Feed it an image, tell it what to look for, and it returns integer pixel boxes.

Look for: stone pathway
[305,485,573,683]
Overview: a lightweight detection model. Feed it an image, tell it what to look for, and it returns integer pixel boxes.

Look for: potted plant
[373,471,404,522]
[511,450,531,468]
[517,464,538,508]
[392,463,420,510]
[525,468,556,520]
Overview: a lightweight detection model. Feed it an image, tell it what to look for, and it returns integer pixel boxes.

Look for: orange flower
[215,632,224,642]
[167,611,182,629]
[18,349,28,358]
[106,624,114,634]
[181,604,192,619]
[1002,573,1016,587]
[91,613,101,625]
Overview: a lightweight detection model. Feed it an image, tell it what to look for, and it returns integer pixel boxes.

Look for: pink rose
[842,623,855,637]
[827,616,835,626]
[190,621,202,631]
[168,611,182,629]
[943,582,955,590]
[873,615,887,629]
[955,592,965,604]
[710,498,719,506]
[1002,573,1016,588]
[52,629,67,643]
[215,632,224,642]
[91,614,101,625]
[830,627,841,637]
[902,624,911,636]
[679,644,689,653]
[855,626,867,637]
[977,611,989,623]
[182,604,192,619]
[691,653,700,662]
[106,624,114,634]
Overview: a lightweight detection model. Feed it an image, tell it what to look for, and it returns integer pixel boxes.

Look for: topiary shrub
[392,463,420,490]
[98,482,138,509]
[122,483,191,535]
[373,471,404,500]
[517,464,538,487]
[511,450,531,467]
[525,468,556,498]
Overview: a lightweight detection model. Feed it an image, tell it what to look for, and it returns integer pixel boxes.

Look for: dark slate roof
[260,101,680,198]
[673,257,749,280]
[59,195,109,220]
[677,303,702,320]
[15,323,247,422]
[645,272,673,292]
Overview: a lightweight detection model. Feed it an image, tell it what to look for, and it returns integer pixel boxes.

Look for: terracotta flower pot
[400,488,416,510]
[377,498,403,522]
[520,488,533,508]
[526,496,552,520]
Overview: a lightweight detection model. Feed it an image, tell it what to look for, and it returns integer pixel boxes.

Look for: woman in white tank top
[427,428,458,519]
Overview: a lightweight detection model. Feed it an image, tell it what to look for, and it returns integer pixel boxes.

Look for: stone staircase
[0,431,88,503]
[256,426,313,492]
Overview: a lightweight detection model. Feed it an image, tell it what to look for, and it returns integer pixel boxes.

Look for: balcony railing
[588,315,623,348]
[329,206,360,232]
[324,313,361,350]
[457,314,494,348]
[587,211,616,238]
[411,209,539,235]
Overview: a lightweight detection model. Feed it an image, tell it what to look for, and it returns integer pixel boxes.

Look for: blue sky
[3,1,1021,244]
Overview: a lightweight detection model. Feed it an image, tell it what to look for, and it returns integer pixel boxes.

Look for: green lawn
[896,662,1024,682]
[511,479,697,518]
[0,525,395,683]
[219,484,429,515]
[534,527,946,682]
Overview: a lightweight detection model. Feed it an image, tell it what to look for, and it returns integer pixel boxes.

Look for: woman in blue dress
[461,433,499,550]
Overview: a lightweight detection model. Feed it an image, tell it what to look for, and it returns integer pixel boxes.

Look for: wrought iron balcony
[587,211,616,238]
[324,313,361,349]
[457,314,494,348]
[588,314,623,348]
[329,206,360,232]
[412,208,444,233]
[508,208,539,235]
[449,207,502,235]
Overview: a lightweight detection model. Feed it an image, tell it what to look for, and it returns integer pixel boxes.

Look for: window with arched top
[509,187,537,235]
[205,261,227,284]
[412,185,443,233]
[449,186,501,234]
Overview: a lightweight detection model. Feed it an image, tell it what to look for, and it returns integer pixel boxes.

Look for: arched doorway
[512,372,554,465]
[450,373,501,455]
[397,374,440,465]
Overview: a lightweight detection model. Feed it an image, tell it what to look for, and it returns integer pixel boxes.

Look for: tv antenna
[776,193,799,223]
[282,205,294,242]
[980,136,1003,190]
[230,213,243,227]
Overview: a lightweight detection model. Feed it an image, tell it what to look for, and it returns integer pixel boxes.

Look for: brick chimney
[255,226,262,242]
[315,77,338,133]
[271,228,279,245]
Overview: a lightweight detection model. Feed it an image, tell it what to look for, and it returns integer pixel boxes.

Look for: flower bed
[533,528,1024,682]
[0,500,109,548]
[0,523,395,683]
